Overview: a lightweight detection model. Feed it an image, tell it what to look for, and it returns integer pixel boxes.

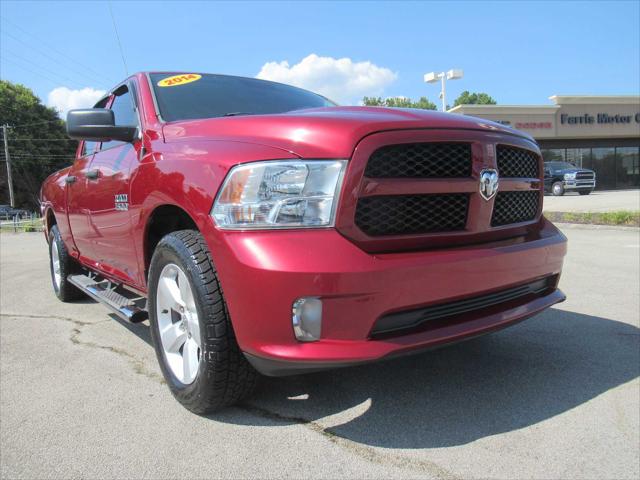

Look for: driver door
[83,84,142,284]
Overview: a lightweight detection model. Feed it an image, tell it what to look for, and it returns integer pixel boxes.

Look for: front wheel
[551,181,565,196]
[579,189,592,195]
[148,230,257,413]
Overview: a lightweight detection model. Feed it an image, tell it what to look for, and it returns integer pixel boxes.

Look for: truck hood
[161,106,533,158]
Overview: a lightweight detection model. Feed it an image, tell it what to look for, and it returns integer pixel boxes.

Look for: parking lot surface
[543,189,640,213]
[1,226,639,479]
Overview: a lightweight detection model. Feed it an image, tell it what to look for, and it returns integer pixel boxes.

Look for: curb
[553,222,640,231]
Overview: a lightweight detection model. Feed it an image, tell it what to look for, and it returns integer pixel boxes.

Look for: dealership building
[450,95,640,190]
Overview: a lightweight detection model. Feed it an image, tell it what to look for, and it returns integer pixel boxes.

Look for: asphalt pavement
[1,225,639,479]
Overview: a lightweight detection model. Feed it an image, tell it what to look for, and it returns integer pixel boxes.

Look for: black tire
[551,181,565,196]
[148,230,257,413]
[579,189,592,195]
[48,225,84,302]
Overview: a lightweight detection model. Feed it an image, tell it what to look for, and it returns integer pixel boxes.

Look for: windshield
[545,161,576,169]
[149,73,335,122]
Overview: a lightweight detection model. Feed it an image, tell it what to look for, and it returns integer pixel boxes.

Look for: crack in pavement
[68,327,166,384]
[0,312,97,327]
[1,312,456,478]
[237,404,460,479]
[1,312,165,384]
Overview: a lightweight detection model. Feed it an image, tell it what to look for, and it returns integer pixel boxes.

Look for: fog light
[292,297,322,342]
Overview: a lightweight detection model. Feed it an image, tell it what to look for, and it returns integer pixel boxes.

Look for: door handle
[86,169,100,180]
[65,175,77,184]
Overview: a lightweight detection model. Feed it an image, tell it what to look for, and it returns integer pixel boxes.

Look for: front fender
[129,140,299,288]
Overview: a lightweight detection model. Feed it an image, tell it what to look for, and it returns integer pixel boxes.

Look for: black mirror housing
[66,108,137,143]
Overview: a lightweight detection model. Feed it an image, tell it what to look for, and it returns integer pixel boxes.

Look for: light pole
[424,69,463,112]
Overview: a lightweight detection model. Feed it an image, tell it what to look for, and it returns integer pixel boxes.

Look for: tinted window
[100,88,137,151]
[565,148,591,168]
[545,161,576,170]
[149,73,335,122]
[541,149,566,162]
[592,148,616,189]
[81,141,97,157]
[616,147,640,188]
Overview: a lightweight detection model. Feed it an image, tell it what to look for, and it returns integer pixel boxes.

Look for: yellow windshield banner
[157,74,202,87]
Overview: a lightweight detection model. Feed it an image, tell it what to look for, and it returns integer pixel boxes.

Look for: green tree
[0,80,76,209]
[362,96,438,110]
[453,91,497,106]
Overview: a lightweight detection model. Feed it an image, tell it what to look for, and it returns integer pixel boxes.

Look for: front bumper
[204,217,567,376]
[563,180,596,189]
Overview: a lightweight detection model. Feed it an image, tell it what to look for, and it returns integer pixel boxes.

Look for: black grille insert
[576,171,595,180]
[365,143,472,178]
[355,194,469,236]
[497,145,539,178]
[491,190,539,226]
[371,276,554,337]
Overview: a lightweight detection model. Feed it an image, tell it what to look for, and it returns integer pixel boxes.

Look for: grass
[0,218,43,233]
[545,210,640,227]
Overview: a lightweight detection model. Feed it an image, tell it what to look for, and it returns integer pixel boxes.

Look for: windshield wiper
[223,112,254,117]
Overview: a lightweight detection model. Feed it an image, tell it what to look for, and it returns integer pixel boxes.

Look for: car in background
[544,161,596,196]
[0,205,30,220]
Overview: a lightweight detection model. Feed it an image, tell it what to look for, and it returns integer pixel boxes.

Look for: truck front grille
[491,190,539,226]
[342,132,544,251]
[355,194,468,236]
[497,145,539,178]
[364,143,472,178]
[576,171,595,180]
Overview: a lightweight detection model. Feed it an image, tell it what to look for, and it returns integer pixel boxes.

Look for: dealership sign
[560,112,640,125]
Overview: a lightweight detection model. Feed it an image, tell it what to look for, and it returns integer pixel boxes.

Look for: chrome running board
[68,274,148,323]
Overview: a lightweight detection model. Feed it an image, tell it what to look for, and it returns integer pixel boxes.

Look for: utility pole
[2,124,15,207]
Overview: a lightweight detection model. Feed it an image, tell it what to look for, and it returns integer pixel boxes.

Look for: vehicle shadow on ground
[211,308,639,449]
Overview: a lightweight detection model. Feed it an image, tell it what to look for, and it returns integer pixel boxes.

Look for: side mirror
[66,109,137,143]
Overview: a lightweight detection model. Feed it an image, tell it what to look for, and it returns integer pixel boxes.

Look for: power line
[1,50,89,90]
[0,16,114,87]
[4,153,76,158]
[0,56,81,88]
[8,138,76,141]
[11,161,43,204]
[5,119,64,129]
[107,1,129,77]
[0,31,107,89]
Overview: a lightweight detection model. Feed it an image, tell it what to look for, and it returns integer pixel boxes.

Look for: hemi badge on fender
[115,194,129,211]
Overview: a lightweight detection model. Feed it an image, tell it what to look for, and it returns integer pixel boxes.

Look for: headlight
[212,160,347,229]
[564,172,576,180]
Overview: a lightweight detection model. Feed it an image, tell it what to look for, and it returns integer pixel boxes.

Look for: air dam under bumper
[204,218,567,376]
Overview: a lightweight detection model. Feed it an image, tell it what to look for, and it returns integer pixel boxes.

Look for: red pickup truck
[40,72,567,413]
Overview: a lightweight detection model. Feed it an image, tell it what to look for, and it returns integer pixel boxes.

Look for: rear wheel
[48,225,84,302]
[552,181,565,196]
[579,189,592,195]
[148,230,257,413]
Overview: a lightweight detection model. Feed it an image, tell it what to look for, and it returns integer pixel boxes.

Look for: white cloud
[256,54,397,105]
[47,87,106,118]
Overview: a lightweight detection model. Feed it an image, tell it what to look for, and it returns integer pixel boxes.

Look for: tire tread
[149,230,257,413]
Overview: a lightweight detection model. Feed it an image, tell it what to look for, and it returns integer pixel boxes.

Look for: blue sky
[1,0,639,116]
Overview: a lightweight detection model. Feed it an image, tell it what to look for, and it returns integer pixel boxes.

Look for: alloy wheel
[156,263,202,384]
